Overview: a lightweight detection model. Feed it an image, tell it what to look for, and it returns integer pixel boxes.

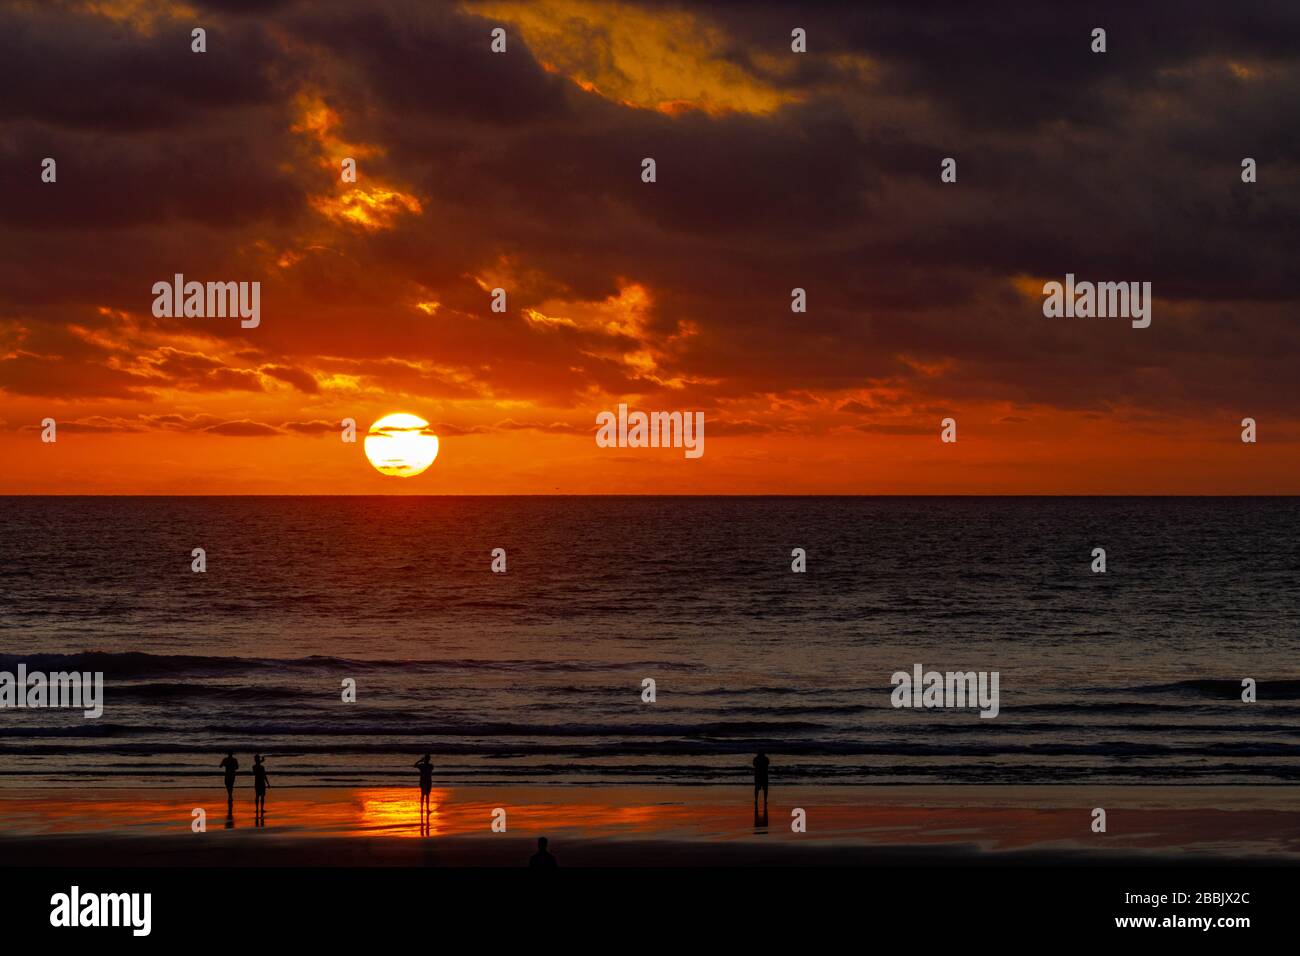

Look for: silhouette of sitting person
[252,754,269,823]
[753,751,770,813]
[219,752,239,806]
[413,754,434,814]
[529,837,558,868]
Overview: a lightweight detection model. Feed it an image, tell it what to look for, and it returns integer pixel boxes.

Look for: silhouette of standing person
[413,754,434,817]
[219,752,239,810]
[753,751,770,815]
[252,754,269,824]
[529,837,558,868]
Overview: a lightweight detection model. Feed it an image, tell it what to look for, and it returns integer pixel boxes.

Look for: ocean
[1,496,1297,788]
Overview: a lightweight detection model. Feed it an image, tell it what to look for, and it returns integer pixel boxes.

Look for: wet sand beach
[3,784,1297,866]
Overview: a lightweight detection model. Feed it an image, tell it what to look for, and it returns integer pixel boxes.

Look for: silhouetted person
[529,837,558,868]
[414,754,434,816]
[252,754,269,824]
[219,752,239,808]
[753,751,770,814]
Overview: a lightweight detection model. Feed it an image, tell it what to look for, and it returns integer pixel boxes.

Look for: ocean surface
[1,497,1297,788]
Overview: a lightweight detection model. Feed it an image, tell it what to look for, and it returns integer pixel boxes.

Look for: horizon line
[3,493,1298,499]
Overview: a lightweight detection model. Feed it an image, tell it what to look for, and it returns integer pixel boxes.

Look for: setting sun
[363,413,440,478]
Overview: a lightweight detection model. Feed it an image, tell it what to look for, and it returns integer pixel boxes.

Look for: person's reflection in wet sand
[752,751,770,817]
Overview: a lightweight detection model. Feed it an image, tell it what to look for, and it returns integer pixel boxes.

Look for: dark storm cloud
[191,0,301,13]
[286,3,574,126]
[0,116,306,230]
[0,5,279,131]
[680,1,1300,127]
[0,0,1297,425]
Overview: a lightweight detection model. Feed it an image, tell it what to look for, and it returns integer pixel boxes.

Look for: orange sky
[2,0,1297,494]
[3,410,1295,494]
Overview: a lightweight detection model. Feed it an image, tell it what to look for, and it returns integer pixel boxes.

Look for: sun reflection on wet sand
[357,788,445,836]
[1,786,1298,858]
